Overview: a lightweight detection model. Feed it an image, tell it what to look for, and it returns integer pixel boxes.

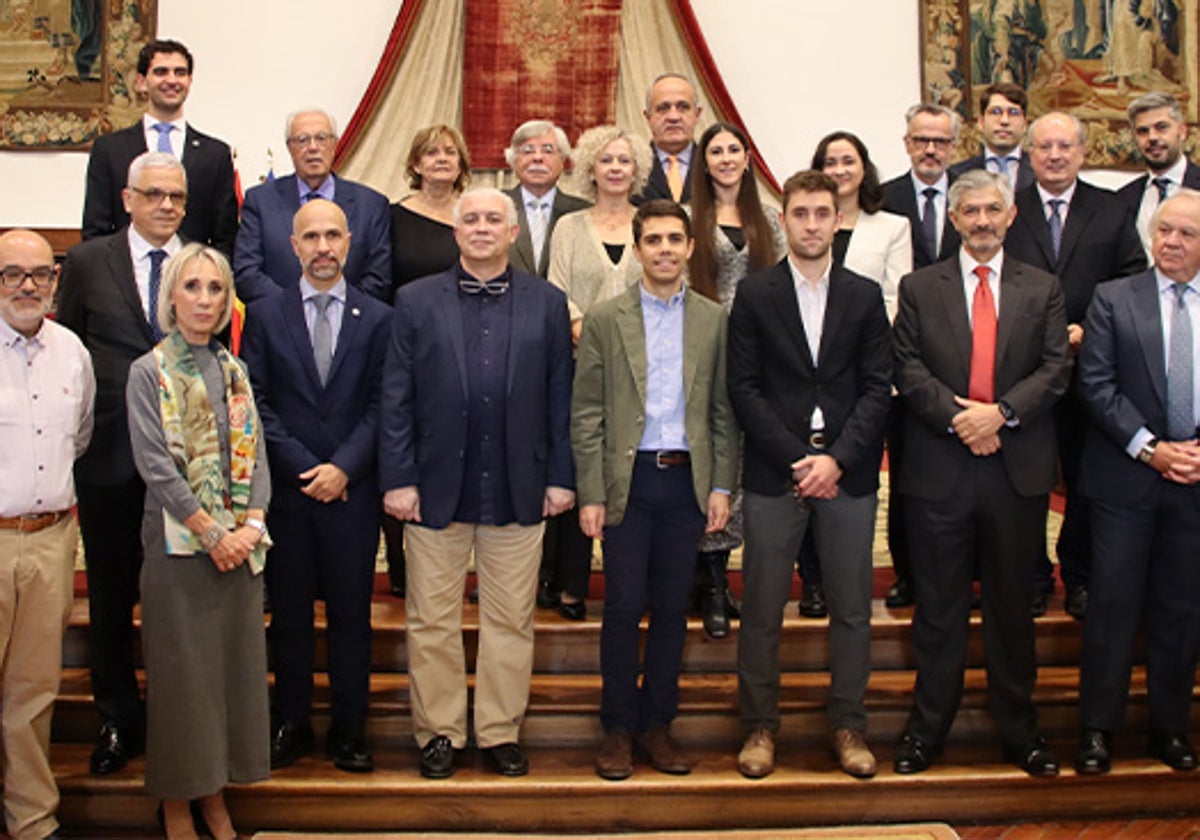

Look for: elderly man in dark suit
[635,74,702,205]
[234,109,391,304]
[1006,111,1147,618]
[948,82,1036,192]
[241,199,391,775]
[82,39,237,258]
[380,187,574,780]
[58,151,189,776]
[1074,190,1200,775]
[892,169,1071,777]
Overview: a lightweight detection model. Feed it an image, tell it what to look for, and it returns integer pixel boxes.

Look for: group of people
[2,33,1199,840]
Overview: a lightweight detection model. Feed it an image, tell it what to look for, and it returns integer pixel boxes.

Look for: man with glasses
[0,229,94,840]
[58,151,187,776]
[82,39,237,258]
[234,109,391,303]
[949,82,1036,192]
[1006,111,1147,620]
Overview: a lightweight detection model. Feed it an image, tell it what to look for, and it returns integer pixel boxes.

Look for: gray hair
[127,151,186,189]
[452,187,519,228]
[948,169,1014,213]
[1127,91,1184,125]
[644,73,697,112]
[904,103,962,140]
[284,108,338,141]
[568,125,653,201]
[1030,111,1087,146]
[504,120,571,168]
[157,243,235,336]
[1150,187,1200,232]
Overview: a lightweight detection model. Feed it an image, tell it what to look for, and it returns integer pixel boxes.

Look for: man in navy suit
[948,83,1035,192]
[635,74,701,205]
[234,109,391,304]
[1074,190,1200,775]
[380,187,574,780]
[241,199,390,774]
[82,39,237,258]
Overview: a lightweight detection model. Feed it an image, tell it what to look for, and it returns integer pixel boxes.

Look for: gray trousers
[737,489,876,733]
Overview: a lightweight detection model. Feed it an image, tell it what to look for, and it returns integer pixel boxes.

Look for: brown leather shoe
[737,727,775,778]
[595,732,633,780]
[832,728,877,778]
[634,727,693,775]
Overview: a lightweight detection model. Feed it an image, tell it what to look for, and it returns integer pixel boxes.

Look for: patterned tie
[528,200,548,265]
[1047,199,1065,261]
[1153,176,1171,203]
[1167,283,1194,440]
[921,187,939,259]
[312,294,333,385]
[666,154,684,202]
[152,122,173,154]
[148,249,167,341]
[969,265,997,402]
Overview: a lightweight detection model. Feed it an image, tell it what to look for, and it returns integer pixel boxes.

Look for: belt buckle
[655,451,669,470]
[809,432,827,450]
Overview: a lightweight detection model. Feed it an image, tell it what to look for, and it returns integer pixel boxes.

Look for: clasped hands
[791,453,842,500]
[1150,439,1200,485]
[952,396,1004,456]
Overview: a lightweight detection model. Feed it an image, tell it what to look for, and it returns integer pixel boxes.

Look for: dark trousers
[540,509,593,601]
[1036,390,1091,592]
[382,514,405,591]
[1080,492,1200,734]
[600,455,706,734]
[266,500,380,725]
[78,476,146,730]
[905,455,1042,752]
[886,396,913,584]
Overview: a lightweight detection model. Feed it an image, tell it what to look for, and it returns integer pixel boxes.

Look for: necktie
[1153,176,1171,203]
[148,249,167,341]
[528,200,548,264]
[312,294,333,386]
[302,191,321,204]
[152,122,173,154]
[968,265,997,402]
[1047,199,1065,261]
[666,154,684,202]
[1167,283,1194,440]
[921,187,939,259]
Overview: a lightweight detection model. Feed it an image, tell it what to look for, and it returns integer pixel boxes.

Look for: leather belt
[0,510,70,533]
[809,431,827,450]
[639,450,691,469]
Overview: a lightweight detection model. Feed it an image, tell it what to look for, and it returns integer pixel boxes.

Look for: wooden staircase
[50,586,1200,835]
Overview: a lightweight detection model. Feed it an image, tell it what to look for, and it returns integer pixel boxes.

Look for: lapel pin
[191,139,200,147]
[351,307,361,317]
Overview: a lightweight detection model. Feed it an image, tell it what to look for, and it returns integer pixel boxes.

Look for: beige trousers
[404,521,544,749]
[0,516,77,840]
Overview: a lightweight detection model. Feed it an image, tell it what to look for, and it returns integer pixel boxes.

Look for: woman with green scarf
[126,242,271,840]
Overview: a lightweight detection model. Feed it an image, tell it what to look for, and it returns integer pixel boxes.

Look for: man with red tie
[891,169,1072,776]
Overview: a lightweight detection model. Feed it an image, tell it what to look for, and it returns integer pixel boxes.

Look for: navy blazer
[82,122,238,257]
[240,284,391,516]
[1114,159,1200,216]
[949,151,1036,192]
[881,172,961,269]
[379,268,574,529]
[234,174,392,304]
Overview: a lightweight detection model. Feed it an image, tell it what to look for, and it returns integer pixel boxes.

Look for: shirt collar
[655,143,693,169]
[910,171,948,196]
[300,276,347,303]
[142,113,186,134]
[1036,180,1077,207]
[984,145,1022,162]
[1149,156,1189,185]
[786,254,832,290]
[519,185,557,209]
[1155,268,1200,294]
[127,225,182,259]
[298,174,336,203]
[639,281,685,310]
[0,316,46,348]
[960,248,1005,282]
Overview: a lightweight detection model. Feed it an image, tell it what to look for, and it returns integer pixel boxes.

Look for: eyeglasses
[909,135,953,149]
[1031,141,1081,153]
[518,143,560,157]
[986,106,1025,119]
[129,186,188,207]
[0,266,56,290]
[287,132,337,148]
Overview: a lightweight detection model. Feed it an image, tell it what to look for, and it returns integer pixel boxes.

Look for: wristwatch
[245,517,268,537]
[997,400,1016,423]
[200,523,227,550]
[1137,438,1158,465]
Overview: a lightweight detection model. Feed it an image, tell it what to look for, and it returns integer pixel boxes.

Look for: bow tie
[458,277,511,296]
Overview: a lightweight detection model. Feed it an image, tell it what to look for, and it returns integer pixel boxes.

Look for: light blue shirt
[298,174,336,204]
[638,283,688,451]
[655,144,694,184]
[300,276,346,356]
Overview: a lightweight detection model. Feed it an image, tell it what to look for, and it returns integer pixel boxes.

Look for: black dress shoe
[1149,731,1198,771]
[798,582,827,618]
[536,580,561,609]
[326,724,374,773]
[1074,728,1111,775]
[483,742,529,776]
[420,734,456,778]
[1006,735,1060,777]
[1030,590,1048,618]
[269,718,315,769]
[1064,585,1088,620]
[700,587,730,638]
[558,599,587,621]
[89,721,144,775]
[885,578,914,608]
[893,734,938,774]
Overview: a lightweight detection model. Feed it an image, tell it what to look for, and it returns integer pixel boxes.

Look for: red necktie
[968,265,996,402]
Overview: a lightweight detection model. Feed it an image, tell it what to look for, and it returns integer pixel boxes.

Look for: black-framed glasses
[908,135,953,149]
[129,186,188,207]
[0,265,56,290]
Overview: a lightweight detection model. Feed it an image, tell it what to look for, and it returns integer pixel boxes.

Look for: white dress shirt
[142,114,186,159]
[787,254,832,430]
[127,227,182,324]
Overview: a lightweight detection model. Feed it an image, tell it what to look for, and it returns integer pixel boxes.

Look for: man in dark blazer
[234,109,391,304]
[634,74,701,205]
[729,171,892,780]
[241,199,390,774]
[893,169,1071,777]
[57,151,189,775]
[948,82,1036,192]
[82,39,237,258]
[1006,111,1147,618]
[882,103,962,269]
[1116,92,1200,254]
[1074,191,1200,775]
[380,187,574,780]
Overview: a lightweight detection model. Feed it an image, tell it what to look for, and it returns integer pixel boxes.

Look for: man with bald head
[241,199,391,773]
[636,74,703,204]
[0,229,94,840]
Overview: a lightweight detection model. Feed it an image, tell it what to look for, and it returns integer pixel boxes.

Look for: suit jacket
[949,151,1036,192]
[505,185,590,277]
[728,260,893,498]
[1006,180,1147,324]
[82,122,238,257]
[1077,269,1200,507]
[379,267,574,529]
[843,209,912,322]
[571,283,739,526]
[881,172,961,268]
[233,174,392,304]
[240,284,391,516]
[634,142,695,205]
[1114,159,1200,216]
[56,230,158,485]
[893,254,1071,500]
